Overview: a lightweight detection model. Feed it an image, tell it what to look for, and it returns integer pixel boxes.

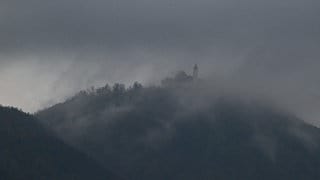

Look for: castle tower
[193,64,198,79]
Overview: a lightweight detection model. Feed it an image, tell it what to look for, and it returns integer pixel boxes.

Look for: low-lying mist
[0,49,319,125]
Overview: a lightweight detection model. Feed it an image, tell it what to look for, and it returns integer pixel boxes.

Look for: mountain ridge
[0,105,122,180]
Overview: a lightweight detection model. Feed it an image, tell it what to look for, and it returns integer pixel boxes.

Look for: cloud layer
[0,0,319,124]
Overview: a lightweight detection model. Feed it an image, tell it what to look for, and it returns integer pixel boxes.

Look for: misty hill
[37,77,320,180]
[0,106,121,180]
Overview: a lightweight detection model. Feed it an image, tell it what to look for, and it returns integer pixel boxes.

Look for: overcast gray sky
[0,0,319,124]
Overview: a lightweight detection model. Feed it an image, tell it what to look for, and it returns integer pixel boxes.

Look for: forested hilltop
[37,72,320,180]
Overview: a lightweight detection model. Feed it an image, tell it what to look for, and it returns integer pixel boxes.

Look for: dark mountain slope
[37,81,320,180]
[0,106,122,180]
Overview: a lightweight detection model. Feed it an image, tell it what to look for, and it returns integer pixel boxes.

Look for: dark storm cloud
[1,0,319,51]
[0,0,320,124]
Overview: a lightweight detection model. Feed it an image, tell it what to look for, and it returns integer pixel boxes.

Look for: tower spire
[193,64,198,79]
